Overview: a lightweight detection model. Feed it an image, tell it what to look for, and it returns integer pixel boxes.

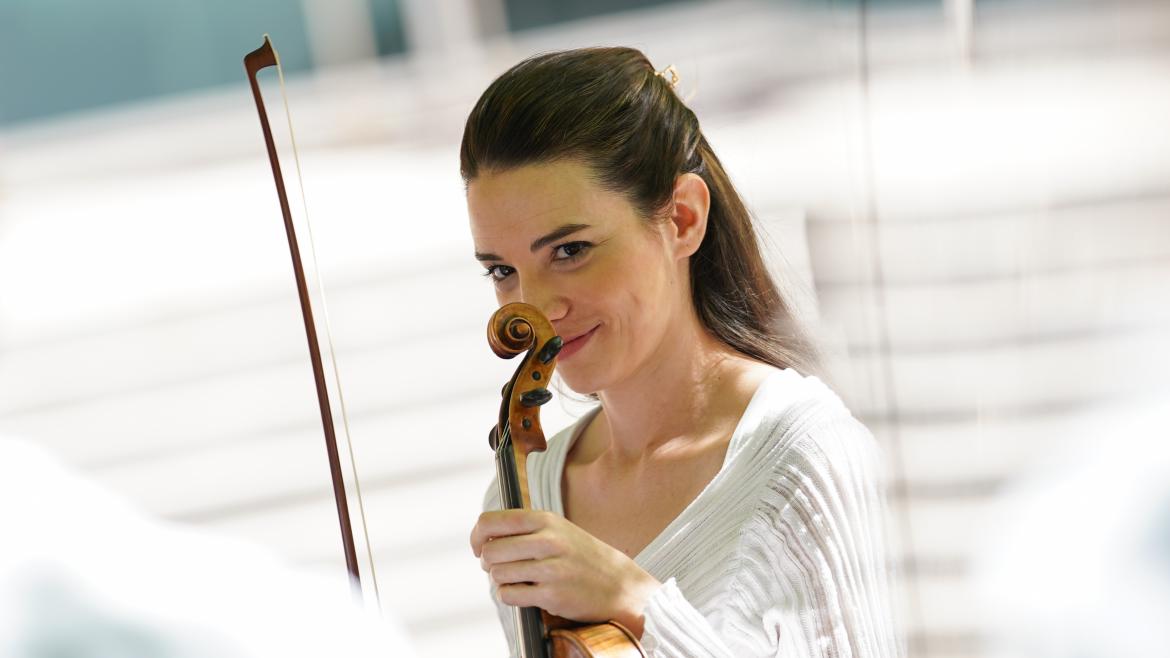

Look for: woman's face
[467,160,689,394]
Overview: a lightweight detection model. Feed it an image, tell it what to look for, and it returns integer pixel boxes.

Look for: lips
[557,325,599,361]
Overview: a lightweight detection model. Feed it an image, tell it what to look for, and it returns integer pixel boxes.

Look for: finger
[470,510,552,556]
[480,531,562,570]
[489,558,556,587]
[496,582,548,609]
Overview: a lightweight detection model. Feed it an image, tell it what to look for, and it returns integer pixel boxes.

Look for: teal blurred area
[502,0,697,31]
[0,0,315,125]
[0,0,412,126]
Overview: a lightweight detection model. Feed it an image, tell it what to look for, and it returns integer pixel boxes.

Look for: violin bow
[243,35,380,608]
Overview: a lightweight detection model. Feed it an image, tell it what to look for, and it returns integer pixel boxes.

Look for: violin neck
[495,429,550,658]
[495,437,526,511]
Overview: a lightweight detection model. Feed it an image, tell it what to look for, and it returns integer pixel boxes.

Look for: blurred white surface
[0,438,414,658]
[974,399,1170,658]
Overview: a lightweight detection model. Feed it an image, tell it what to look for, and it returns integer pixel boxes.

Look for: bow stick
[243,35,380,608]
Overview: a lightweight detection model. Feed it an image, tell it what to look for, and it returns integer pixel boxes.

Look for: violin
[487,303,644,658]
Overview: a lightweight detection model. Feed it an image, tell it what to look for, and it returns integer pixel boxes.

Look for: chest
[560,439,729,559]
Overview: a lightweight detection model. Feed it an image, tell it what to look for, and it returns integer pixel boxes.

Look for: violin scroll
[488,303,564,361]
[488,303,563,457]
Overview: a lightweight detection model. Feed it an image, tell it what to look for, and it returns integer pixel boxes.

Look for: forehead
[467,160,628,244]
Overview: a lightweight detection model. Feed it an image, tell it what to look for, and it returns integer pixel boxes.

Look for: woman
[465,48,901,658]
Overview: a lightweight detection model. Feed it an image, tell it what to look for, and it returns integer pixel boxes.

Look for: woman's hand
[470,509,661,637]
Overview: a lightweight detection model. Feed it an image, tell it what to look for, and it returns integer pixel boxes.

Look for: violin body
[488,303,646,658]
[549,623,644,658]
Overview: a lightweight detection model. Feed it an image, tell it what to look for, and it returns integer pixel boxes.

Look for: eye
[552,241,592,261]
[482,264,515,282]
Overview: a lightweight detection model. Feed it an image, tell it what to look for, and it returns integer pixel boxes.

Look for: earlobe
[669,173,711,259]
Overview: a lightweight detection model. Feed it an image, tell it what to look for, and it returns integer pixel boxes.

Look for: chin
[557,368,598,396]
[556,362,613,397]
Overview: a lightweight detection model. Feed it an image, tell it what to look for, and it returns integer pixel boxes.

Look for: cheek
[491,277,523,306]
[623,238,673,300]
[596,247,673,332]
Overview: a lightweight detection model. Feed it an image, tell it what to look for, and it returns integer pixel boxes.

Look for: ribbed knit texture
[483,367,903,658]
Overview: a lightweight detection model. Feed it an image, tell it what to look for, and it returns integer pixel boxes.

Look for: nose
[517,274,569,324]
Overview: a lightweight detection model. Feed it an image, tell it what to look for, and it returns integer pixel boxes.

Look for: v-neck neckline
[547,368,784,566]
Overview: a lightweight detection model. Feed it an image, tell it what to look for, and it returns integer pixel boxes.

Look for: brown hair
[460,47,818,375]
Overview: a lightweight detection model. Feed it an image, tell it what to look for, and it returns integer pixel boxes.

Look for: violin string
[496,424,518,510]
[275,57,383,611]
[497,423,510,455]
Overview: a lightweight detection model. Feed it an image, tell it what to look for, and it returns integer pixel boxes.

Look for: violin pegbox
[487,303,562,457]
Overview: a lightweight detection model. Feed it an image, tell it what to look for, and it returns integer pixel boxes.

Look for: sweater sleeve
[639,413,903,658]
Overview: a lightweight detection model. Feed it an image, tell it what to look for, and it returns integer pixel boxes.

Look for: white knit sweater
[483,367,903,658]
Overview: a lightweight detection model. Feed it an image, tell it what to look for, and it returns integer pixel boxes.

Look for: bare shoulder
[724,357,781,407]
[738,359,780,390]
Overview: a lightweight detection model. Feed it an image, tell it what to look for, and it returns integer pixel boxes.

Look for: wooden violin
[487,303,645,658]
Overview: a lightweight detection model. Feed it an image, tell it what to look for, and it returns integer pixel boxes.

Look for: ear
[666,173,710,260]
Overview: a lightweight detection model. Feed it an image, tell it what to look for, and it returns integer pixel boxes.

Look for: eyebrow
[474,223,591,262]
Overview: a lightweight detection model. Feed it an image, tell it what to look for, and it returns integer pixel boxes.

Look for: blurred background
[1,0,1168,656]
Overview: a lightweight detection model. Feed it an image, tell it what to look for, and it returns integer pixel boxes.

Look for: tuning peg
[487,425,500,450]
[520,388,552,408]
[537,336,563,364]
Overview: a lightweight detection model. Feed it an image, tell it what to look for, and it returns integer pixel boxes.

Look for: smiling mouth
[557,325,599,361]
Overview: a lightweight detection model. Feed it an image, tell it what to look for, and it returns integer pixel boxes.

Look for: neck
[593,313,766,463]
